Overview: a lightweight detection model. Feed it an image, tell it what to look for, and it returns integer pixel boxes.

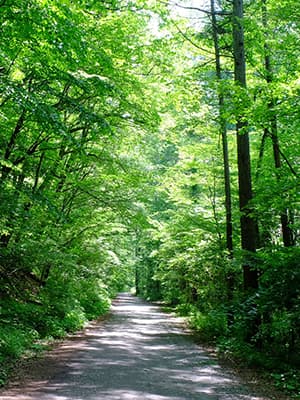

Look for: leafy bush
[216,337,269,368]
[63,309,87,333]
[0,324,40,385]
[176,303,195,316]
[256,248,300,362]
[77,280,111,319]
[271,370,300,397]
[189,308,228,342]
[228,295,261,344]
[0,326,38,360]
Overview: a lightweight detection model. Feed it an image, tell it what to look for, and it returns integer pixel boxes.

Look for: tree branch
[62,223,104,247]
[278,148,298,177]
[172,20,215,54]
[160,0,231,16]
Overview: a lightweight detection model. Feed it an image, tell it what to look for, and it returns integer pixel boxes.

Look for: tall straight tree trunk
[210,0,233,257]
[210,0,234,305]
[232,0,258,290]
[262,0,295,247]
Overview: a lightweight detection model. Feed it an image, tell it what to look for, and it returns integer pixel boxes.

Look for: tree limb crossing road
[1,294,270,400]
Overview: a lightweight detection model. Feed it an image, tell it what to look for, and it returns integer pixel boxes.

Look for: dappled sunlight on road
[0,294,269,400]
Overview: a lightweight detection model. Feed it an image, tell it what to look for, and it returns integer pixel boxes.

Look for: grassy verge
[0,297,111,387]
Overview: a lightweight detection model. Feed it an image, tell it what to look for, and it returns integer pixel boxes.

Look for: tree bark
[232,0,258,290]
[210,0,235,307]
[1,110,26,181]
[210,0,233,257]
[262,0,295,247]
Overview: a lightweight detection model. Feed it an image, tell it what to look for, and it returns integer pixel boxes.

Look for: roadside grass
[0,297,111,387]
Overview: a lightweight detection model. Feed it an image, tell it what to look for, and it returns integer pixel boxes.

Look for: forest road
[1,293,271,400]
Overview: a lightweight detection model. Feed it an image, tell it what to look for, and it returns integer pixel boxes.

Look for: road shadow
[0,293,267,400]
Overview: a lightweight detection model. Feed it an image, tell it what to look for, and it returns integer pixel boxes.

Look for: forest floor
[0,293,291,400]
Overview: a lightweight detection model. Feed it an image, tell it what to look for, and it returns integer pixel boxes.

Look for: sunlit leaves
[0,0,163,306]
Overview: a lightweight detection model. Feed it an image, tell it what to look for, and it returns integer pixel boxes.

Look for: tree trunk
[210,0,235,307]
[210,0,233,257]
[262,0,295,247]
[232,0,258,290]
[1,110,26,181]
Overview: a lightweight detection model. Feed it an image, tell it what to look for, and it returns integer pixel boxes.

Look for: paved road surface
[1,293,269,400]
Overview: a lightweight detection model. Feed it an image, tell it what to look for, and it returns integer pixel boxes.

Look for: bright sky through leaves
[149,0,209,36]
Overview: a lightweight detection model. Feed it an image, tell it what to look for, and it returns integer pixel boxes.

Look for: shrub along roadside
[0,291,111,386]
[138,243,300,399]
[179,304,300,399]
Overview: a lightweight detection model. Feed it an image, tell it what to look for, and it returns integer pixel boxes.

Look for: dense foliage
[135,0,300,395]
[0,0,160,383]
[0,0,299,396]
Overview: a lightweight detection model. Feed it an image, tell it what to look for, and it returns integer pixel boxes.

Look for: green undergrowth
[172,303,300,399]
[0,293,111,387]
[150,249,299,399]
[215,338,300,399]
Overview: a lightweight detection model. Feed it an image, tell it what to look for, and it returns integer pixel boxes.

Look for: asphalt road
[1,293,270,400]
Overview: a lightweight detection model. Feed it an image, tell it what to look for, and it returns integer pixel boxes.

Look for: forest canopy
[0,0,299,394]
